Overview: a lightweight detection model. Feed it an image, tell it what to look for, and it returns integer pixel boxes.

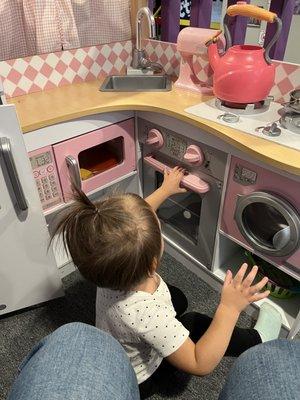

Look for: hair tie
[94,207,101,216]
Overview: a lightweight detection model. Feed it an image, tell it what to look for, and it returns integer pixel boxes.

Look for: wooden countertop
[9,79,300,176]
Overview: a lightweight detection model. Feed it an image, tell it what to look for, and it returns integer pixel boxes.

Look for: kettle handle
[224,4,282,65]
[227,4,276,22]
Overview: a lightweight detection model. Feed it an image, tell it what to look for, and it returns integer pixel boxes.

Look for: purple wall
[158,0,214,42]
[148,0,155,11]
[264,0,295,60]
[190,0,213,28]
[225,0,250,45]
[160,0,181,42]
[153,0,294,59]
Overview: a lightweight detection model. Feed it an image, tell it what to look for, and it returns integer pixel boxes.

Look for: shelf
[219,230,300,282]
[213,250,300,330]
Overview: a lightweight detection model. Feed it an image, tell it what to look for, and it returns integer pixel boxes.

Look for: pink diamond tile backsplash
[0,39,299,102]
[0,40,133,98]
[271,61,300,103]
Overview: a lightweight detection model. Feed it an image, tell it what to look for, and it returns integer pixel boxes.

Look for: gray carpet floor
[0,253,255,400]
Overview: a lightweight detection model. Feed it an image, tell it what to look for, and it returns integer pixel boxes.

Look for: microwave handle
[144,155,210,194]
[66,155,82,189]
[0,137,28,211]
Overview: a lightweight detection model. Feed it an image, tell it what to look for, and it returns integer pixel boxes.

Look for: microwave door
[0,105,63,316]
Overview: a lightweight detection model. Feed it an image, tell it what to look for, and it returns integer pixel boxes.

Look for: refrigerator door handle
[0,137,28,211]
[66,155,82,189]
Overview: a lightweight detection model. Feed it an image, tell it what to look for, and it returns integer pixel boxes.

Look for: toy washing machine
[221,156,300,275]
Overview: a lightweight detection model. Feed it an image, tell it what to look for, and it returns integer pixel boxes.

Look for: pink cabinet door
[53,119,136,200]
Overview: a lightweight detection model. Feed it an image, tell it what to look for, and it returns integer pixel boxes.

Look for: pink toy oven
[221,156,300,275]
[53,119,136,201]
[29,145,64,211]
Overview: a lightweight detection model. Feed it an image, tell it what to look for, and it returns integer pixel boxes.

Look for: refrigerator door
[0,105,63,315]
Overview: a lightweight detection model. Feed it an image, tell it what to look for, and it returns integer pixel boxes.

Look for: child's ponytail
[50,185,101,255]
[71,184,96,210]
[50,185,162,291]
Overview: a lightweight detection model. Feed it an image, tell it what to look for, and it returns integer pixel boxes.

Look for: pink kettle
[206,4,282,104]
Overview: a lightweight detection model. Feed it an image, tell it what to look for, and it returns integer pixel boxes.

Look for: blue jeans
[219,339,300,400]
[8,323,300,400]
[8,322,140,400]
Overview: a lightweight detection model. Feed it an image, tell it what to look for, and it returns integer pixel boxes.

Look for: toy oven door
[143,163,222,269]
[53,119,136,201]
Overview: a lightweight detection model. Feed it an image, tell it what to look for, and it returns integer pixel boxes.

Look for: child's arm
[166,264,270,375]
[145,167,186,211]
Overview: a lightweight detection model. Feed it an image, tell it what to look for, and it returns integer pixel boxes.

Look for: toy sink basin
[100,75,172,92]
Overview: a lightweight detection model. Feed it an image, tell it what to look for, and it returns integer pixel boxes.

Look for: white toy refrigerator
[0,98,63,316]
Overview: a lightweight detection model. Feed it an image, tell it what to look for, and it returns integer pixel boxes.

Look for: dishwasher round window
[234,192,300,257]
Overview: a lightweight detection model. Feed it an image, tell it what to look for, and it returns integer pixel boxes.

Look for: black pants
[139,284,261,398]
[169,284,261,355]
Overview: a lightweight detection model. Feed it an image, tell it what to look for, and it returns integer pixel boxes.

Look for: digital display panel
[241,167,257,182]
[30,151,52,169]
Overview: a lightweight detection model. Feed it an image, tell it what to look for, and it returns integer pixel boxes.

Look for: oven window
[155,172,202,244]
[78,137,124,180]
[242,202,288,248]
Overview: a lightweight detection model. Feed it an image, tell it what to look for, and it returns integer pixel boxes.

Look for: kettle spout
[207,42,220,72]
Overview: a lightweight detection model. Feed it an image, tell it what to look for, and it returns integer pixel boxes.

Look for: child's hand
[160,167,187,196]
[220,263,270,316]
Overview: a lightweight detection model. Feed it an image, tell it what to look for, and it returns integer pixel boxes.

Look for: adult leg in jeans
[8,322,140,400]
[219,339,300,400]
[179,312,261,357]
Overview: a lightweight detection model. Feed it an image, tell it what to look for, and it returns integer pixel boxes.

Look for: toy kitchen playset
[0,3,299,339]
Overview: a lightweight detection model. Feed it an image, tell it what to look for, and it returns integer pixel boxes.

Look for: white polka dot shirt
[96,275,189,384]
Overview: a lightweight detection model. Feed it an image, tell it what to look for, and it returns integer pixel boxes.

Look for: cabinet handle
[0,137,28,211]
[65,155,82,189]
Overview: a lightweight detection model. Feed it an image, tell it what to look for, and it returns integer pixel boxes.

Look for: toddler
[52,167,282,393]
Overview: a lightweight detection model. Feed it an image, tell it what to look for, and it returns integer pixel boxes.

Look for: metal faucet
[131,7,163,73]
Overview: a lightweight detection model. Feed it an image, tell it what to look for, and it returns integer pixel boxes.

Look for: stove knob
[145,129,164,149]
[183,145,204,166]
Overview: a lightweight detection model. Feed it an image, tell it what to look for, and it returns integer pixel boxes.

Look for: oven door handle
[66,155,82,189]
[144,155,210,194]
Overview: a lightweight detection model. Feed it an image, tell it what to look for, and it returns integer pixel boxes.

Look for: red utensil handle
[144,155,210,194]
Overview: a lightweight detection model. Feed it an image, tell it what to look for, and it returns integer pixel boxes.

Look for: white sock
[254,302,282,342]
